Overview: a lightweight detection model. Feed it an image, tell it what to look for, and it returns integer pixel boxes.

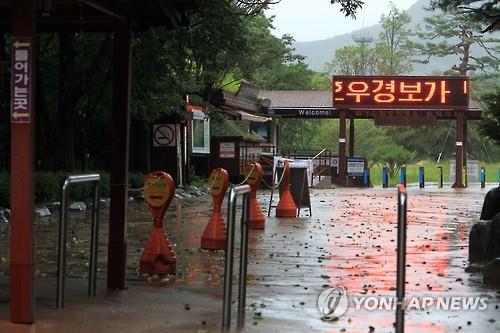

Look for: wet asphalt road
[0,185,499,333]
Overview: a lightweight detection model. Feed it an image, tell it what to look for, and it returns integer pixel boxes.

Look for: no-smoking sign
[153,124,176,147]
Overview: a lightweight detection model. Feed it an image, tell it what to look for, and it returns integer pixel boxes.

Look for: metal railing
[396,185,408,333]
[222,184,251,330]
[57,174,101,308]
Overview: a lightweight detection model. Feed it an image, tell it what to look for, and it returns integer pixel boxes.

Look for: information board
[347,157,365,177]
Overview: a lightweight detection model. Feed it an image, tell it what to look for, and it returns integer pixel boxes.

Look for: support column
[454,111,464,188]
[349,116,355,158]
[108,21,132,289]
[463,117,468,187]
[339,111,347,182]
[10,0,36,324]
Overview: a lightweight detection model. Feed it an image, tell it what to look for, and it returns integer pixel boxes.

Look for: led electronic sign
[332,76,469,110]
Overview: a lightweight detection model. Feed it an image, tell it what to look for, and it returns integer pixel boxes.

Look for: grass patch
[367,160,500,186]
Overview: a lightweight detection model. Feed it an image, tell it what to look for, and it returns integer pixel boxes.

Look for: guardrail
[57,174,101,308]
[396,184,408,333]
[222,184,251,330]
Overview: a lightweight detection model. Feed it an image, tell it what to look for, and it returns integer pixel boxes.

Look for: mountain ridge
[293,0,470,75]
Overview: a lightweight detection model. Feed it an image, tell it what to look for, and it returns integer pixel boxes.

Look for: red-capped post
[201,168,230,249]
[245,162,266,229]
[139,172,177,275]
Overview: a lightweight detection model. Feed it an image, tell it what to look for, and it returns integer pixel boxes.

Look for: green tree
[323,44,378,76]
[479,90,500,145]
[330,0,365,17]
[368,143,414,178]
[411,9,500,75]
[376,3,414,75]
[430,0,500,33]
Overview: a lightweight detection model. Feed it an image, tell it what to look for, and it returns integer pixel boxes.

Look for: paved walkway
[1,186,500,332]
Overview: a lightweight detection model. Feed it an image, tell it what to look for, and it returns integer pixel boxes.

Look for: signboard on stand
[347,157,365,177]
[450,160,479,182]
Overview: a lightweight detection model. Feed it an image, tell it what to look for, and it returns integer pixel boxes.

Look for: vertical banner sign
[11,37,32,124]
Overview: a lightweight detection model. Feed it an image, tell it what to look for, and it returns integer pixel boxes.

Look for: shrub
[0,170,145,205]
[0,171,9,207]
[35,172,60,203]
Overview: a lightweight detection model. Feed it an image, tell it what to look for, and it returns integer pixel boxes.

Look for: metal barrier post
[237,191,250,328]
[57,174,101,308]
[418,167,425,188]
[396,185,408,333]
[222,184,251,330]
[382,167,388,188]
[437,166,443,188]
[480,167,486,188]
[400,167,406,187]
[363,168,370,187]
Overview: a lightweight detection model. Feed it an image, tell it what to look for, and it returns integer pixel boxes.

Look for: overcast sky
[266,0,419,42]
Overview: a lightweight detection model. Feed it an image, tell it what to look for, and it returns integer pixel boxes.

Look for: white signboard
[450,159,479,182]
[153,124,176,147]
[273,156,313,187]
[220,142,236,158]
[347,158,365,176]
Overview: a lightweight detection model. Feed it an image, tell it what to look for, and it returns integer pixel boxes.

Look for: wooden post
[10,0,36,323]
[349,116,354,158]
[107,21,132,289]
[339,111,347,182]
[454,111,464,188]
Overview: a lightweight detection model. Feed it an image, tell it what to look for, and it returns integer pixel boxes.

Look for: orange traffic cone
[245,162,266,229]
[139,172,177,275]
[201,168,229,250]
[276,160,297,217]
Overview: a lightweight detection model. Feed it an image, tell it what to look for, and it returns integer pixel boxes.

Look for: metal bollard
[480,167,486,188]
[382,167,389,188]
[363,168,370,187]
[396,185,408,333]
[57,174,101,308]
[222,184,251,330]
[437,166,443,188]
[418,167,425,188]
[400,167,407,187]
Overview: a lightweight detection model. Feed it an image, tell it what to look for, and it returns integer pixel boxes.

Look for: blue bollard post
[418,167,425,188]
[382,167,389,188]
[363,168,370,187]
[400,167,407,187]
[480,167,486,188]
